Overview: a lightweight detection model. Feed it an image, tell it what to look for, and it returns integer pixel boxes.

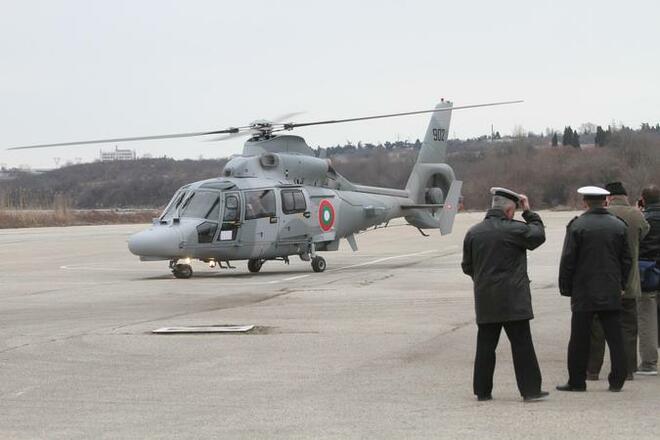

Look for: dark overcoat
[639,202,660,264]
[559,208,632,311]
[462,209,546,324]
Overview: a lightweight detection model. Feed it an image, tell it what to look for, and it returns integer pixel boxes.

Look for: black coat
[639,203,660,264]
[559,208,632,311]
[462,209,546,324]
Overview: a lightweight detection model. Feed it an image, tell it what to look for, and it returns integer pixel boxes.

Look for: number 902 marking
[432,128,446,141]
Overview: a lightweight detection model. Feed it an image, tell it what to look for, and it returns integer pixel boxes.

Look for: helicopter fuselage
[128,174,410,264]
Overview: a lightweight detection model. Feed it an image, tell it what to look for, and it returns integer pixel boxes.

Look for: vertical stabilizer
[417,100,452,164]
[404,100,461,232]
[405,100,455,203]
[438,180,462,235]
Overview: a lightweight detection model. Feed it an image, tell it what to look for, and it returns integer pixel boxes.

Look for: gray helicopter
[8,99,520,278]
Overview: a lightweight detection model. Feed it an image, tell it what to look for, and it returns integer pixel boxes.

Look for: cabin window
[245,190,276,220]
[281,189,307,214]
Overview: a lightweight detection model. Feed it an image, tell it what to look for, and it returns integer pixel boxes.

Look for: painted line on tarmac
[58,248,454,285]
[281,274,311,281]
[326,248,443,272]
[60,265,161,272]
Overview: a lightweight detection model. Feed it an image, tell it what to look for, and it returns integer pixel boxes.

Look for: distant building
[100,146,137,161]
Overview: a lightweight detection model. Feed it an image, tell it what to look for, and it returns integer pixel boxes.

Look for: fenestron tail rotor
[5,100,522,151]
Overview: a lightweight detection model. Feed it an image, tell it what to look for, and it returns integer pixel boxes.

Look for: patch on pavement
[152,324,256,334]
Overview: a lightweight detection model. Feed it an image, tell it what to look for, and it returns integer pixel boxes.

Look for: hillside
[0,158,227,209]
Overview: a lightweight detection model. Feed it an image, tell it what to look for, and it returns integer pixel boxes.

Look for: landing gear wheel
[311,256,326,273]
[172,263,193,279]
[247,259,263,273]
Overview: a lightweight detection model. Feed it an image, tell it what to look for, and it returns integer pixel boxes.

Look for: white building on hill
[100,146,137,161]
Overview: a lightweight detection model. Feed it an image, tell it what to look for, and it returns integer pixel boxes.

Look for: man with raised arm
[462,187,549,402]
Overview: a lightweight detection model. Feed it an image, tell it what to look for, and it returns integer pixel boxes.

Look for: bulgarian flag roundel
[318,199,335,232]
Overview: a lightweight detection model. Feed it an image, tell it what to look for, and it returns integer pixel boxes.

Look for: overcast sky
[1,0,659,169]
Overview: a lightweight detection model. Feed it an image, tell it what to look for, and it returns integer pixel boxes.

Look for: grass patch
[0,209,160,229]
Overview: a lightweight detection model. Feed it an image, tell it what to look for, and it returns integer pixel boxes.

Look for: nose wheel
[311,256,326,272]
[172,263,193,279]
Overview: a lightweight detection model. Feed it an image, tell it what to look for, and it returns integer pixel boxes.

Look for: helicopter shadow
[133,268,314,281]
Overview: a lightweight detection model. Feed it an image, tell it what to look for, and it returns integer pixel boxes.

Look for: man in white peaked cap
[462,187,549,402]
[557,186,632,392]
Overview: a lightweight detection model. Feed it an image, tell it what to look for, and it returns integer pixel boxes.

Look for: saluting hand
[519,194,530,212]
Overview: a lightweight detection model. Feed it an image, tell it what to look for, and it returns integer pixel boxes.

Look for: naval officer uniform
[557,186,632,392]
[462,187,548,401]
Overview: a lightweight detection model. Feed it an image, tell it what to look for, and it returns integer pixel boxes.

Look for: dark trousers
[587,299,637,377]
[568,310,626,389]
[473,319,542,398]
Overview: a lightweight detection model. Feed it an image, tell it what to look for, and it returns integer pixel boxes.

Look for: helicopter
[8,99,521,278]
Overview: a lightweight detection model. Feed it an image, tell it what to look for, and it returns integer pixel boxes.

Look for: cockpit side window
[223,195,240,222]
[245,190,276,220]
[218,193,241,241]
[205,197,220,220]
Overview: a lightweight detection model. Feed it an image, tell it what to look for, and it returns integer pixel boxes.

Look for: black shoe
[477,395,492,401]
[609,385,622,392]
[556,383,586,392]
[523,391,549,402]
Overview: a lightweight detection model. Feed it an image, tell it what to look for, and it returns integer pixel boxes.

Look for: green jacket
[608,196,650,298]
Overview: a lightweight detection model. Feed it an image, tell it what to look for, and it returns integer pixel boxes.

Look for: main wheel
[172,263,193,279]
[311,256,326,273]
[247,259,263,273]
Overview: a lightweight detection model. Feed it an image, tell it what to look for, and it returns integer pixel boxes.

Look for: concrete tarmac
[0,211,658,439]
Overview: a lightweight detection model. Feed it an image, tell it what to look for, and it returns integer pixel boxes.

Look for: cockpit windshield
[161,189,187,220]
[161,189,221,221]
[180,191,221,220]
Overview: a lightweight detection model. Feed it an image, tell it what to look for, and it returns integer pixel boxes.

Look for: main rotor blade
[6,127,246,150]
[204,131,252,143]
[281,100,523,130]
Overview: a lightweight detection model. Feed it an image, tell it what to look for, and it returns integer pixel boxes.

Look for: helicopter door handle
[303,211,311,218]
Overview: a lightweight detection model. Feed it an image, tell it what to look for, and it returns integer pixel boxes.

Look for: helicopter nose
[128,226,183,257]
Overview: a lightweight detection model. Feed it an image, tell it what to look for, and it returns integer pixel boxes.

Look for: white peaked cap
[490,187,521,204]
[577,186,610,196]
